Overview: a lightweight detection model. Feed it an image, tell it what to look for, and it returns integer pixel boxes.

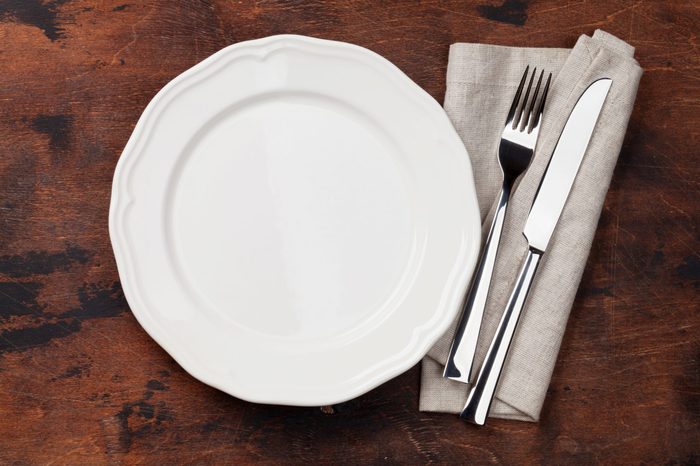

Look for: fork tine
[529,72,552,133]
[513,67,536,130]
[524,69,544,132]
[506,66,529,125]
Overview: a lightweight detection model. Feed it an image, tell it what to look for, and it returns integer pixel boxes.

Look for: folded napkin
[420,30,642,421]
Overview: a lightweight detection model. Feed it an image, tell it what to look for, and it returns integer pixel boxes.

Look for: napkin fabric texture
[420,30,642,421]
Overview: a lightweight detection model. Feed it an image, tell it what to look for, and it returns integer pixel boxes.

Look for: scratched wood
[0,1,698,464]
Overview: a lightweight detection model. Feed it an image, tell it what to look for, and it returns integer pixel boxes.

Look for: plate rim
[109,34,481,406]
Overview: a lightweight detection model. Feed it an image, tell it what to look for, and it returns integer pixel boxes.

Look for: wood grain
[0,1,698,464]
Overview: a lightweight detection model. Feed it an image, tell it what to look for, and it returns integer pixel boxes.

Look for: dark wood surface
[1,1,698,464]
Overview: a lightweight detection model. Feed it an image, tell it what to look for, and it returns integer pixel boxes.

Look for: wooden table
[1,1,698,464]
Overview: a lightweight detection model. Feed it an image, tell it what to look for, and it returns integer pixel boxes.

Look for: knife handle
[461,248,542,425]
[443,185,510,383]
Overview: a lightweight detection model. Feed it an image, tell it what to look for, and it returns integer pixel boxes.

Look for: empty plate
[110,35,480,406]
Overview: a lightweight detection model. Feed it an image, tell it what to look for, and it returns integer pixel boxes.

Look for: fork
[444,66,551,383]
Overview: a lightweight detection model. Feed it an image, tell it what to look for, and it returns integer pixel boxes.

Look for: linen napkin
[420,30,642,421]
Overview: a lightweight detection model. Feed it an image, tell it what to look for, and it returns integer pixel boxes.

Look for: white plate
[110,35,480,406]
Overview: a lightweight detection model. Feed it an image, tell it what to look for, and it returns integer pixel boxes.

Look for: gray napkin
[420,30,642,421]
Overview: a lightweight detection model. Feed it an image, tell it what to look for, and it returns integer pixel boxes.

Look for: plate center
[169,93,416,339]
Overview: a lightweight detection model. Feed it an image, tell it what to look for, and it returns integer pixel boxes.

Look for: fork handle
[461,248,542,425]
[444,184,511,383]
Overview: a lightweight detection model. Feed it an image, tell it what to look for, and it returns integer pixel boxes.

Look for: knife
[460,78,613,425]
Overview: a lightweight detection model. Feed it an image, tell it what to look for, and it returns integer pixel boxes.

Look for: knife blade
[524,78,613,252]
[460,78,613,425]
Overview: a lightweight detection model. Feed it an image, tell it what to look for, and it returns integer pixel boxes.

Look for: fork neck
[491,178,513,227]
[500,174,516,197]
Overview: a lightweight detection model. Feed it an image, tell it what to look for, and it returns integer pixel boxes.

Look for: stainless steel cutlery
[460,78,613,425]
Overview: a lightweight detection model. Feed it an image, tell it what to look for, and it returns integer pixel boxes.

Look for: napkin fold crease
[420,30,642,422]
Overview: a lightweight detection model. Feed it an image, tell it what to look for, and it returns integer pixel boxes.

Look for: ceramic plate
[110,35,480,406]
